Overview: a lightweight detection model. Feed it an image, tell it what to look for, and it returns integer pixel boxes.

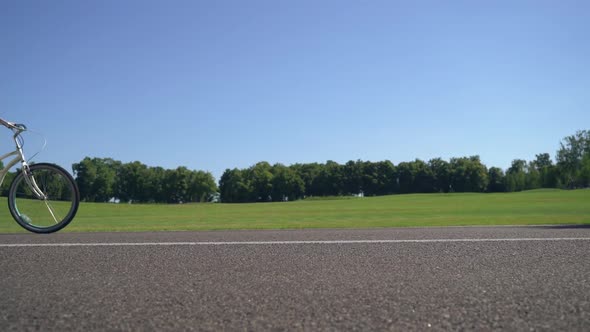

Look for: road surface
[1,226,589,331]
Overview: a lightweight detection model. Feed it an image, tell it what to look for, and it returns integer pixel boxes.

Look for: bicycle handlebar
[0,118,26,131]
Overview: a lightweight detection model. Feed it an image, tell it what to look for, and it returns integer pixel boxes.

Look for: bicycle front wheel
[8,163,80,234]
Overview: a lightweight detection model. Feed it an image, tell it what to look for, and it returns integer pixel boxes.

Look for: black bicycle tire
[8,163,80,234]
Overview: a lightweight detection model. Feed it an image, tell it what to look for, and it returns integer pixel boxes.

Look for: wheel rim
[11,167,77,230]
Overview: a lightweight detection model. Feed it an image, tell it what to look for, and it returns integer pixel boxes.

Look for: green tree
[271,164,305,201]
[396,162,413,194]
[396,159,437,194]
[291,163,321,197]
[249,162,273,202]
[556,130,590,188]
[116,161,149,203]
[72,157,119,202]
[534,153,557,188]
[580,153,590,187]
[412,159,434,193]
[505,159,527,192]
[487,167,505,192]
[449,156,488,192]
[219,168,252,203]
[373,160,397,195]
[359,161,393,196]
[343,160,364,195]
[187,170,218,203]
[314,161,343,196]
[525,161,541,190]
[147,166,167,203]
[429,158,451,193]
[72,157,97,201]
[167,166,191,203]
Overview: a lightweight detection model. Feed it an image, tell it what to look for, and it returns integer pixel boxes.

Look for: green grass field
[0,189,588,233]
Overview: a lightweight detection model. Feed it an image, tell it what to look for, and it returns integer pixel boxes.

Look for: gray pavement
[1,226,589,331]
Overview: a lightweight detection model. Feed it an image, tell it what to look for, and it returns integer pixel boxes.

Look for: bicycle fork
[22,164,60,224]
[22,165,46,199]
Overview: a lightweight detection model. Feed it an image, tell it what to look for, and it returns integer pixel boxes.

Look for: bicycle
[0,118,79,233]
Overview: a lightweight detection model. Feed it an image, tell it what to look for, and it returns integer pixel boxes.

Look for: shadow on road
[535,224,590,230]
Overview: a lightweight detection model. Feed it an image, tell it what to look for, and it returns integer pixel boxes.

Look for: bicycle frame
[0,128,47,200]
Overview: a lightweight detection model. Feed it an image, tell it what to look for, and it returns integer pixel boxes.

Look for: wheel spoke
[44,200,59,224]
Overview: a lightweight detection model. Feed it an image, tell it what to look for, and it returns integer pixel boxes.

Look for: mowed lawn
[0,189,588,233]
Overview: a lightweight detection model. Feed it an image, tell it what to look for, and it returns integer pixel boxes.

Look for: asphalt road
[1,226,589,331]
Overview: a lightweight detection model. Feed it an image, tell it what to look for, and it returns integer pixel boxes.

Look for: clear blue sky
[2,0,589,181]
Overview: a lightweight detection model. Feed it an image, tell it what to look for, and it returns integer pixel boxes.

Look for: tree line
[2,130,587,203]
[219,130,590,203]
[71,158,218,203]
